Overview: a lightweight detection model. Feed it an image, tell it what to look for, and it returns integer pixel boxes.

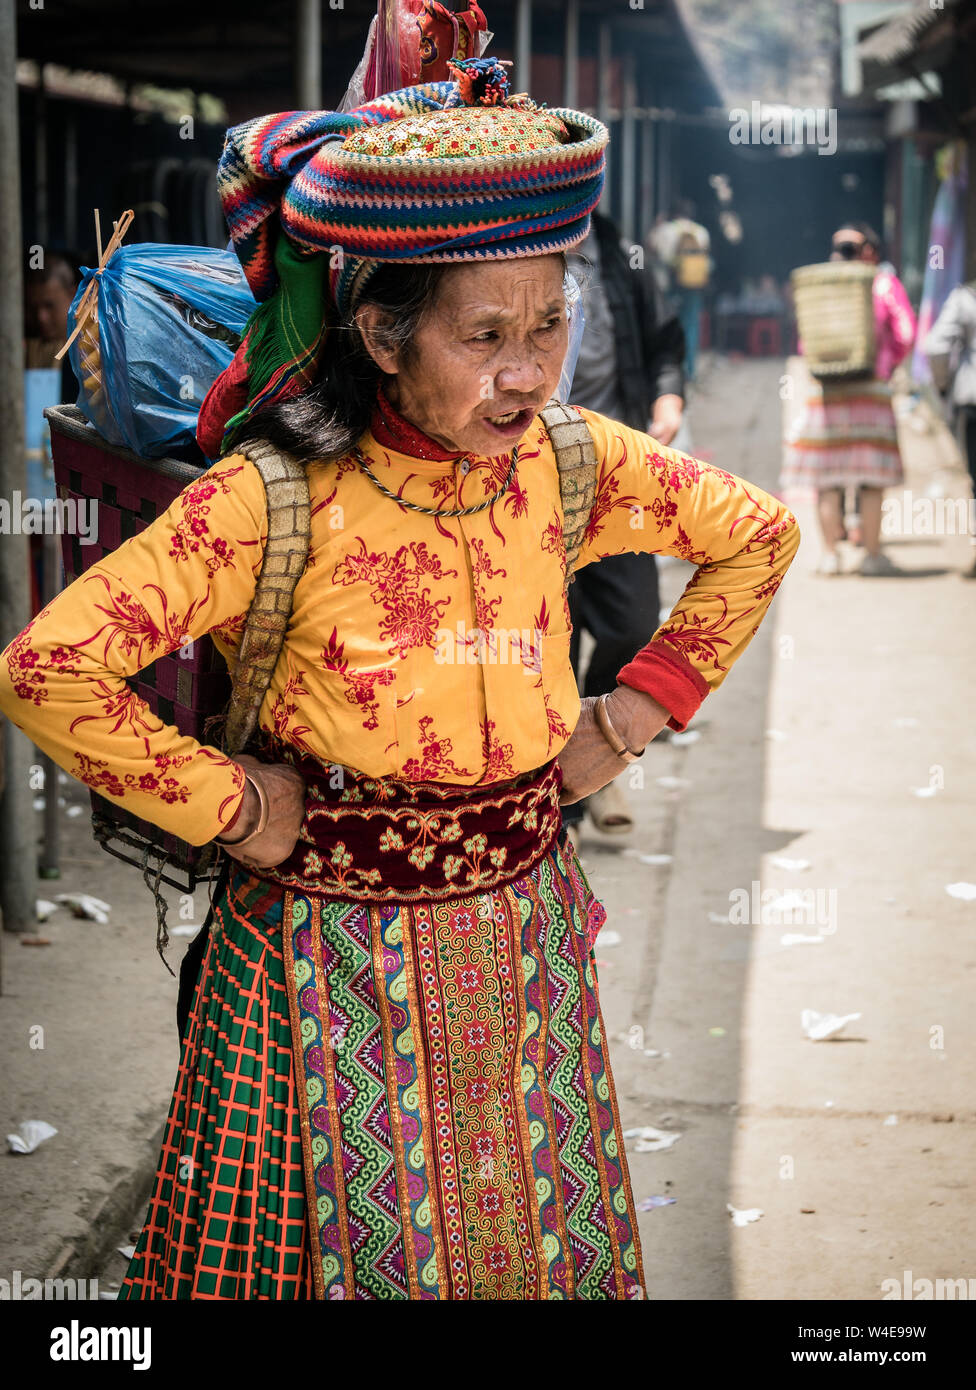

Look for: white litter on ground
[623,1126,682,1153]
[655,776,691,790]
[884,1114,898,1126]
[801,1009,863,1041]
[35,900,58,922]
[670,730,701,746]
[770,856,811,871]
[912,786,939,798]
[707,911,730,924]
[7,1121,58,1154]
[781,934,825,947]
[765,890,813,914]
[54,894,111,924]
[765,729,787,741]
[598,930,622,947]
[946,882,976,901]
[728,1204,764,1227]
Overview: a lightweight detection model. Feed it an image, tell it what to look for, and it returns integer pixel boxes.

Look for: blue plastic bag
[68,243,255,458]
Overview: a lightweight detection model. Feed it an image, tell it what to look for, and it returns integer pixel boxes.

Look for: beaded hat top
[197,58,608,456]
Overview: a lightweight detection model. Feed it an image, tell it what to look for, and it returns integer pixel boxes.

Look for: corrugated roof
[857,0,959,65]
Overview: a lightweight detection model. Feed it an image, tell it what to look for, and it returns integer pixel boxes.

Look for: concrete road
[590,355,976,1301]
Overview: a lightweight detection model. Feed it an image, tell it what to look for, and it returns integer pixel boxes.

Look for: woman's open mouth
[483,406,536,438]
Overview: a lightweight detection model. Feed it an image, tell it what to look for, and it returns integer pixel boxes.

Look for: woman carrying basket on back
[783,221,915,577]
[0,59,799,1300]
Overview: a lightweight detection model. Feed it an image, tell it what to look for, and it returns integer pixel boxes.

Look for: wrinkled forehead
[434,256,568,321]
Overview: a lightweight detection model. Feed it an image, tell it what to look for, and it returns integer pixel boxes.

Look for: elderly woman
[0,64,799,1301]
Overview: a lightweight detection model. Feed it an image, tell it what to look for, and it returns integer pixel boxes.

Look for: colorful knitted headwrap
[197,59,608,456]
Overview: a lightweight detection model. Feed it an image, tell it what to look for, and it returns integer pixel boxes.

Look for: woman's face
[360,254,569,456]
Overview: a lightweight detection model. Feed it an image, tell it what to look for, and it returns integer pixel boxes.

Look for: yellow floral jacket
[0,405,800,845]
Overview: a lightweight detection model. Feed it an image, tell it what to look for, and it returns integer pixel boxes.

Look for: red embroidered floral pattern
[269,670,315,756]
[469,537,507,629]
[657,594,738,673]
[210,610,248,649]
[480,717,516,781]
[332,539,458,660]
[5,621,52,707]
[321,626,396,732]
[168,464,244,575]
[74,750,193,805]
[529,598,572,752]
[69,681,159,757]
[643,448,736,538]
[401,714,470,781]
[76,574,209,666]
[584,434,642,544]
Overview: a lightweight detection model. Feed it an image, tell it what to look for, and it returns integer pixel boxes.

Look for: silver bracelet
[218,772,269,847]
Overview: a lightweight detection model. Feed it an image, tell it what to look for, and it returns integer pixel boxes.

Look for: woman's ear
[355,304,399,374]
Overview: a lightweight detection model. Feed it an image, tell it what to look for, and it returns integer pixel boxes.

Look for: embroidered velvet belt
[252,738,564,904]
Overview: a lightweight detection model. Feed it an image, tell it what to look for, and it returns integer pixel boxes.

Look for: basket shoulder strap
[222,439,311,756]
[539,399,598,585]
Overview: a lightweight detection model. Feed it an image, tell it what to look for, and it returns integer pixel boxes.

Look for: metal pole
[562,0,579,111]
[597,20,611,214]
[34,63,47,246]
[38,532,60,880]
[639,114,655,244]
[0,0,37,945]
[295,0,322,110]
[660,116,672,216]
[64,109,78,251]
[515,0,532,99]
[620,51,637,246]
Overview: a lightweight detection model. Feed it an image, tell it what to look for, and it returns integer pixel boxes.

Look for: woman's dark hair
[228,261,449,465]
[834,221,883,258]
[227,250,568,465]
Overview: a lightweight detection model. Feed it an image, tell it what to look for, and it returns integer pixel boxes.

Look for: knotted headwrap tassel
[198,59,607,457]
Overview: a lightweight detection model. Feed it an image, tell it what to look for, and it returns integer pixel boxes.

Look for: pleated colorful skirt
[781,375,904,490]
[119,833,645,1300]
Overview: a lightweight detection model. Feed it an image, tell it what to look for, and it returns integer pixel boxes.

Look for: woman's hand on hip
[557,686,671,805]
[217,753,306,870]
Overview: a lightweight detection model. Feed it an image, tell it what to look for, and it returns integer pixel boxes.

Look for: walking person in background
[24,249,81,402]
[924,278,976,578]
[564,211,686,842]
[782,222,916,576]
[648,201,710,383]
[23,249,82,615]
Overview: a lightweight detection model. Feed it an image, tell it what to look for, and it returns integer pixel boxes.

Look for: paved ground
[2,353,973,1300]
[597,354,976,1301]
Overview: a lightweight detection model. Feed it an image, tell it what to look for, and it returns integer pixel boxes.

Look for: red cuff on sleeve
[616,640,711,732]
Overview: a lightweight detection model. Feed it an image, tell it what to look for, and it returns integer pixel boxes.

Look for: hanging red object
[358,1,489,102]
